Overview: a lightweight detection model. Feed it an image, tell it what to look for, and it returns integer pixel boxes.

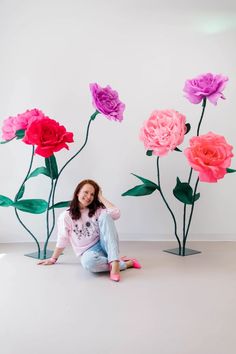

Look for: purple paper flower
[183,73,228,105]
[89,83,125,122]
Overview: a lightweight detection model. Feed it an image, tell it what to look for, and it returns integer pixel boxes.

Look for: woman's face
[77,183,95,208]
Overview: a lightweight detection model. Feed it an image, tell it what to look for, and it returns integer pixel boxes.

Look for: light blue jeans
[80,213,126,273]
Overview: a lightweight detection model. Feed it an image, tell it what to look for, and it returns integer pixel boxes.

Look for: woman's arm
[38,247,64,265]
[98,189,120,220]
[98,190,116,209]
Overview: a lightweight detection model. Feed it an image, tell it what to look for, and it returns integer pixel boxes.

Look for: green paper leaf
[15,185,25,200]
[0,195,14,207]
[226,168,236,173]
[173,177,200,204]
[28,167,51,179]
[49,201,71,210]
[174,147,182,152]
[45,155,58,179]
[146,150,153,156]
[122,173,159,197]
[193,193,200,202]
[122,184,157,197]
[13,199,48,214]
[131,173,159,190]
[185,123,191,135]
[16,129,25,139]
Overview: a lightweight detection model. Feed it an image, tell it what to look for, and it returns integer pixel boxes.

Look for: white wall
[0,0,236,243]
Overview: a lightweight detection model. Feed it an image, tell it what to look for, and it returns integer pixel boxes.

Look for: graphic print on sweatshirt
[73,218,100,240]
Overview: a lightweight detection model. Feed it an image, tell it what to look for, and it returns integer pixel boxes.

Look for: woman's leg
[80,213,126,273]
[80,242,110,273]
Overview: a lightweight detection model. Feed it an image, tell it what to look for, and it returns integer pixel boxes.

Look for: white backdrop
[0,0,236,243]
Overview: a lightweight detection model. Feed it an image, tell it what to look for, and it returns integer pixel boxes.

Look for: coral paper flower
[183,73,228,105]
[140,109,186,157]
[184,132,234,183]
[23,117,74,158]
[89,83,125,122]
[1,108,46,141]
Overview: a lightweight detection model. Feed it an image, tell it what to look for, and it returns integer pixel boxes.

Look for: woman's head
[69,179,104,219]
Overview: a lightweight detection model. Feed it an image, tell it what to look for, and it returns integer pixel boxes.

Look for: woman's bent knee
[81,252,101,273]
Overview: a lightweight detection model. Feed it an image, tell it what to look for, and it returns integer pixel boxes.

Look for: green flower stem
[182,167,193,249]
[183,177,199,255]
[182,98,207,251]
[14,209,41,257]
[156,157,181,254]
[43,158,55,259]
[197,98,207,137]
[47,111,100,243]
[0,137,15,144]
[14,146,41,258]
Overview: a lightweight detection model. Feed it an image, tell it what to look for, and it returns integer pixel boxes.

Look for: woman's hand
[98,188,103,201]
[37,258,56,265]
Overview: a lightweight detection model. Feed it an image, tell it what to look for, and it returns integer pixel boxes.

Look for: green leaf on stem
[16,129,25,139]
[28,167,51,179]
[122,184,157,197]
[173,177,200,204]
[226,168,236,173]
[146,150,153,156]
[131,173,159,189]
[185,123,191,135]
[15,185,25,200]
[122,173,159,196]
[45,155,58,179]
[49,201,71,210]
[193,193,200,202]
[13,199,48,214]
[174,147,182,152]
[0,195,14,207]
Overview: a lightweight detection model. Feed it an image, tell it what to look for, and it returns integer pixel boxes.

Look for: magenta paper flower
[1,108,46,141]
[184,132,233,183]
[23,118,74,158]
[89,83,125,122]
[140,109,186,157]
[183,73,228,105]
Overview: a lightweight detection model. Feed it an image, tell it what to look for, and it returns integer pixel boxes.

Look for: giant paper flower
[23,117,74,158]
[139,109,186,157]
[1,109,46,141]
[183,73,228,105]
[184,132,234,183]
[89,83,125,122]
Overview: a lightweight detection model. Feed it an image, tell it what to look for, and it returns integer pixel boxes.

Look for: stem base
[163,248,201,257]
[25,250,54,260]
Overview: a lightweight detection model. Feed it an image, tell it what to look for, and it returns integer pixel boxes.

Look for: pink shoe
[120,257,142,269]
[110,272,120,282]
[109,263,120,282]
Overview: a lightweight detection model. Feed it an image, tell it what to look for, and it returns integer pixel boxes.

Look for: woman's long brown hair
[69,179,105,220]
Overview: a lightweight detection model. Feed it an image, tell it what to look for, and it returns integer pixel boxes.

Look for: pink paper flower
[183,73,228,105]
[184,132,233,183]
[23,118,74,158]
[89,83,125,122]
[140,109,186,157]
[1,109,46,140]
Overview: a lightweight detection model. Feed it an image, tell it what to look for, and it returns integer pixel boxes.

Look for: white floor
[0,241,236,354]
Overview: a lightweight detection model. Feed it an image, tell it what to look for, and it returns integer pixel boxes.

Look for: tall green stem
[183,178,199,255]
[156,157,181,254]
[45,111,99,249]
[14,146,41,258]
[43,158,55,258]
[182,98,207,252]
